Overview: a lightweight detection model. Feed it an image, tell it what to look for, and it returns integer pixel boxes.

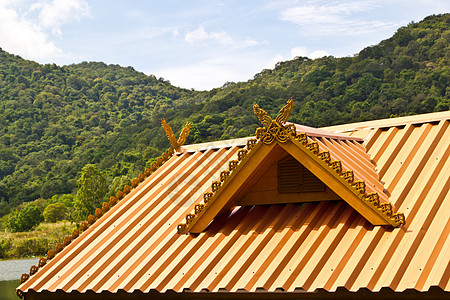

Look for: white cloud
[171,28,179,37]
[0,0,90,62]
[184,26,266,49]
[309,49,330,59]
[185,26,233,45]
[30,0,90,35]
[159,45,332,91]
[0,2,63,60]
[268,46,330,69]
[154,62,239,91]
[281,0,375,24]
[290,46,309,58]
[153,53,275,90]
[280,0,396,35]
[185,27,209,44]
[125,26,180,42]
[266,54,284,69]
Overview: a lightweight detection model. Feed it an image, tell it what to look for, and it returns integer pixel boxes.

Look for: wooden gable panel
[239,153,340,206]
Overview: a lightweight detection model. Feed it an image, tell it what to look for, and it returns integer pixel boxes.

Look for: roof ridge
[181,124,362,153]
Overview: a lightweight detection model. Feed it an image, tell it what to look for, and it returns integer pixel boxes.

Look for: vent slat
[278,156,325,193]
[278,157,300,193]
[302,167,325,192]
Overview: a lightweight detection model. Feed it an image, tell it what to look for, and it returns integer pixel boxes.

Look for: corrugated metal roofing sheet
[18,113,449,296]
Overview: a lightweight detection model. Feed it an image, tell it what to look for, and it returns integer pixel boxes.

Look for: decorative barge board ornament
[178,99,405,234]
[161,118,191,152]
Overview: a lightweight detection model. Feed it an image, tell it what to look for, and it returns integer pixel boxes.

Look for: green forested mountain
[0,14,448,218]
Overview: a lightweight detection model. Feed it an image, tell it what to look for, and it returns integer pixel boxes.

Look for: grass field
[0,222,76,259]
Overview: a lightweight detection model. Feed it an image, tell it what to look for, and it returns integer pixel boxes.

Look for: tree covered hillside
[0,14,448,219]
[190,13,449,132]
[0,56,197,212]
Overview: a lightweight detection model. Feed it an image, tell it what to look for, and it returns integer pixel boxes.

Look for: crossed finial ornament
[161,119,191,151]
[253,98,296,144]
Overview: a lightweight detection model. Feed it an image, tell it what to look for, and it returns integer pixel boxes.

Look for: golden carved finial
[161,118,177,148]
[253,104,272,128]
[275,97,293,125]
[177,122,191,147]
[253,98,296,144]
[161,119,191,151]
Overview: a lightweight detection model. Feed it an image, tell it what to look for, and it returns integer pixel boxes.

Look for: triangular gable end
[177,100,405,234]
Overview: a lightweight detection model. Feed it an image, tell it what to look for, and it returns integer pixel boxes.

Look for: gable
[178,100,405,234]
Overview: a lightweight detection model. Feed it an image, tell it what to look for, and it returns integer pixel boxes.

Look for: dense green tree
[56,194,75,208]
[73,164,107,220]
[43,202,68,222]
[7,203,43,232]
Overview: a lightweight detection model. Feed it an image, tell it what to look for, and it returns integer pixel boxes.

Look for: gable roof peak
[178,99,405,234]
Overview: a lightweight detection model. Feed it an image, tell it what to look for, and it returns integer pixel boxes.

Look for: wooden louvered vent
[278,157,325,193]
[278,158,300,193]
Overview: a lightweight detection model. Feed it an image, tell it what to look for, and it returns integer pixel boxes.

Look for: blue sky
[0,0,448,90]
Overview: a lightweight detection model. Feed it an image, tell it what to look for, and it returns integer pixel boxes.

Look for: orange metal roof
[18,112,449,296]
